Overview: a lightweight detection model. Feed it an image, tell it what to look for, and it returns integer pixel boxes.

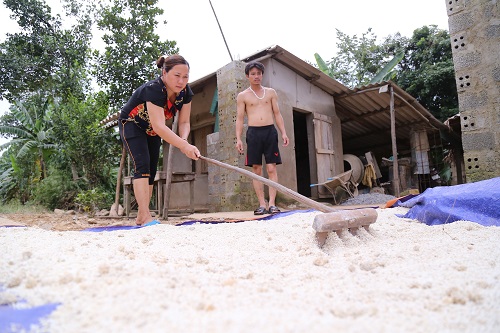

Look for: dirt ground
[0,201,382,231]
[0,211,245,231]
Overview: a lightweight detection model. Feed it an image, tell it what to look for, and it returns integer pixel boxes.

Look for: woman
[119,54,200,226]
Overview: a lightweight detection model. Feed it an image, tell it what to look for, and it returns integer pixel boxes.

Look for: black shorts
[119,119,162,185]
[245,125,282,166]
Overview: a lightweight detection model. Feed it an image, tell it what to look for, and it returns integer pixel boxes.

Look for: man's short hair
[245,61,265,75]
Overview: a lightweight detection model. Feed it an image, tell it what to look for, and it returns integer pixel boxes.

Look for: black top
[120,77,194,136]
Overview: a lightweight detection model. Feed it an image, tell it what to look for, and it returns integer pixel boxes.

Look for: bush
[75,187,114,215]
[32,171,80,210]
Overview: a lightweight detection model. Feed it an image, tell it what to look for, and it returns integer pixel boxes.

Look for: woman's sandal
[254,206,268,215]
[268,206,281,214]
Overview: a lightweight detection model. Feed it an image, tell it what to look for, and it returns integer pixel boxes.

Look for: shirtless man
[235,61,289,215]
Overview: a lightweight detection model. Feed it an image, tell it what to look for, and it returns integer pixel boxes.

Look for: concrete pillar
[445,0,500,181]
[206,61,258,212]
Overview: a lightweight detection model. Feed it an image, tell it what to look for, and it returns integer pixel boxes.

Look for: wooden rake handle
[199,155,337,213]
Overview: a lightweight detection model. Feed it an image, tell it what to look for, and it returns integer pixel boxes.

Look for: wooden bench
[123,171,195,218]
[155,170,195,217]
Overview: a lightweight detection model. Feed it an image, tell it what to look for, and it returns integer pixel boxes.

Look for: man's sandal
[254,206,268,215]
[268,206,281,214]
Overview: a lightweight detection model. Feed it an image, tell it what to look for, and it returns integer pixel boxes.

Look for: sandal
[254,206,268,215]
[268,206,281,214]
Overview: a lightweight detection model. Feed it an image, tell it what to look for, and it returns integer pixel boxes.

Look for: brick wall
[446,0,500,181]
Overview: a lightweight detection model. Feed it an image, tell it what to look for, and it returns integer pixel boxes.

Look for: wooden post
[389,85,400,197]
[113,145,126,215]
[162,116,179,219]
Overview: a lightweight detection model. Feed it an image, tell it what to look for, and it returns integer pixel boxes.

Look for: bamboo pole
[162,116,179,219]
[114,145,126,215]
[389,85,401,197]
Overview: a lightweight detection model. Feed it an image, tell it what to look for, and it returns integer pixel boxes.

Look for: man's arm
[235,92,246,153]
[270,89,289,147]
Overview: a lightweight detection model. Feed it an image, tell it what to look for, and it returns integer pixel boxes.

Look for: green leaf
[369,51,404,84]
[314,53,331,76]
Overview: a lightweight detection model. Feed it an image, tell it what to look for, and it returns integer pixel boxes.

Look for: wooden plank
[365,151,382,179]
[313,113,335,197]
[316,148,334,155]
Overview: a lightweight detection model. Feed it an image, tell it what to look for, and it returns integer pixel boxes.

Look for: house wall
[207,59,341,212]
[264,60,344,185]
[446,0,500,181]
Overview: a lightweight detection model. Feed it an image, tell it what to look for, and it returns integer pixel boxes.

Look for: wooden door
[313,113,335,197]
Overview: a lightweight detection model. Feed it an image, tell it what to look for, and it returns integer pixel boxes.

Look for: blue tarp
[84,224,146,232]
[176,210,316,226]
[398,177,500,226]
[0,301,60,332]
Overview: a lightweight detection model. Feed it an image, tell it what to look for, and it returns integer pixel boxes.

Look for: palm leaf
[0,126,33,139]
[314,53,331,76]
[16,140,37,159]
[369,51,404,84]
[12,101,35,130]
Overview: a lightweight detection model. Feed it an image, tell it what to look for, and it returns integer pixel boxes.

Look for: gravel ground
[340,192,397,206]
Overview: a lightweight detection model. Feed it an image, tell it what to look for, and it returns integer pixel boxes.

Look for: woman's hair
[157,54,190,72]
[245,61,265,75]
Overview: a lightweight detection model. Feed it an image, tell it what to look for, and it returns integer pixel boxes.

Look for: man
[235,61,289,215]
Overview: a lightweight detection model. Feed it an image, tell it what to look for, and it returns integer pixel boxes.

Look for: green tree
[94,0,179,110]
[50,92,120,187]
[316,28,403,88]
[0,153,18,203]
[0,95,58,180]
[314,26,458,121]
[0,151,35,203]
[0,0,94,102]
[395,26,458,121]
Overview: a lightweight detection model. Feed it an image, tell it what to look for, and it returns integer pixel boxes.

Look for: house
[104,45,462,215]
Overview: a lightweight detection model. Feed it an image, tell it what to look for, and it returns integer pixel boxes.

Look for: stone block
[453,52,482,70]
[458,91,488,110]
[206,132,219,145]
[493,67,500,82]
[462,131,495,150]
[448,11,475,33]
[463,149,497,181]
[461,112,489,131]
[485,24,500,38]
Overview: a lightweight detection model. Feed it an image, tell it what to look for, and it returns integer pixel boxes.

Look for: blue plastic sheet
[398,177,500,226]
[0,301,59,332]
[84,220,160,232]
[177,210,316,226]
[84,225,145,232]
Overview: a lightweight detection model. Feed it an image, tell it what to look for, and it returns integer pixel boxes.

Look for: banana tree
[314,53,334,77]
[368,51,405,84]
[0,97,58,180]
[314,51,405,85]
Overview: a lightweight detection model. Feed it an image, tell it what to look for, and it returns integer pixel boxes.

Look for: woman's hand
[181,142,200,160]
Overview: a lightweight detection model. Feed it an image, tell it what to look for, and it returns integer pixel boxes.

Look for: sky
[0,0,450,146]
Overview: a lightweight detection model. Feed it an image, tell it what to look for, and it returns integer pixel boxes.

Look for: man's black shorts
[245,124,282,166]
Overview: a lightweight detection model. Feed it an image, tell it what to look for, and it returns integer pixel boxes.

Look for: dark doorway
[293,111,311,197]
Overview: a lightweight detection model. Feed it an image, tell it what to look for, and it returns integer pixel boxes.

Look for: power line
[208,0,233,62]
